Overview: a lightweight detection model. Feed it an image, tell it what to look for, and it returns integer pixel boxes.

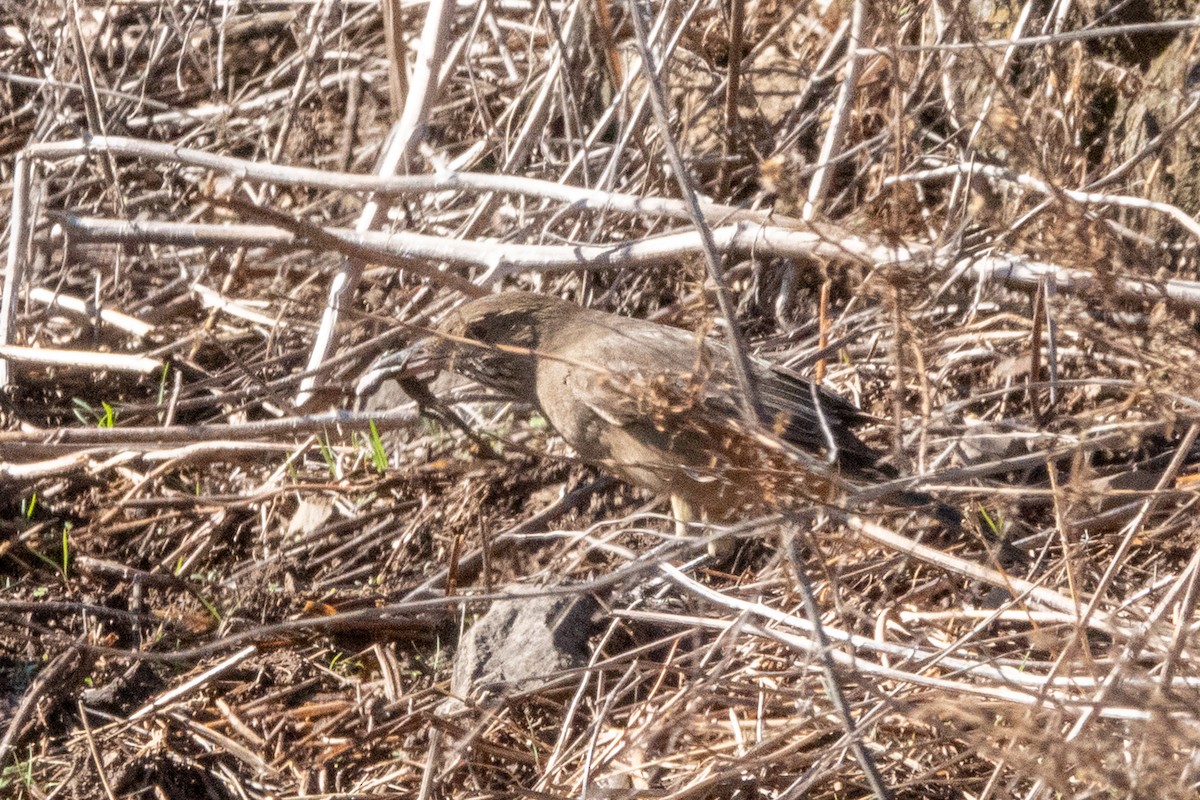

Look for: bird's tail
[893,490,963,529]
[850,460,962,529]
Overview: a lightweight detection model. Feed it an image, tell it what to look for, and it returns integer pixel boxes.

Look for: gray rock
[444,587,599,711]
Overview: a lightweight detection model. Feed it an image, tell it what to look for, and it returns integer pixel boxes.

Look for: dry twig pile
[3,0,1200,797]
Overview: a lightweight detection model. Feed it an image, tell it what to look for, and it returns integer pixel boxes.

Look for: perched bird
[362,292,957,529]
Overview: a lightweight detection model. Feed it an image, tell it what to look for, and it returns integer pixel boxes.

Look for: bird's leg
[670,494,695,539]
[671,495,735,561]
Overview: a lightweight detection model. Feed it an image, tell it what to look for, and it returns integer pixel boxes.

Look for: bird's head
[357,292,573,404]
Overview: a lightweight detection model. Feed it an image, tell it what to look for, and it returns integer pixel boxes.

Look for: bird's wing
[537,318,732,436]
[546,315,885,475]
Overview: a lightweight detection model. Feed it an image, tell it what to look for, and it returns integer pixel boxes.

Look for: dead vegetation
[2,0,1200,797]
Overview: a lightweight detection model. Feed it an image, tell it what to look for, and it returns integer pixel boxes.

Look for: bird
[360,291,959,530]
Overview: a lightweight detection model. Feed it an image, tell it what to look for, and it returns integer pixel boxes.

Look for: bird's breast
[534,362,612,462]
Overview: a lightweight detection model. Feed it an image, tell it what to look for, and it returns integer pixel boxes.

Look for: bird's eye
[467,312,535,348]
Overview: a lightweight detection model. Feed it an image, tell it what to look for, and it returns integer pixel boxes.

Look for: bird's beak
[355,337,442,400]
[355,336,502,460]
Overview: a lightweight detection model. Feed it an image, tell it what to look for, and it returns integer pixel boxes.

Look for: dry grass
[3,0,1200,797]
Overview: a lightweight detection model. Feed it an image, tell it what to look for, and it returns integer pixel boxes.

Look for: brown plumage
[368,292,956,526]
